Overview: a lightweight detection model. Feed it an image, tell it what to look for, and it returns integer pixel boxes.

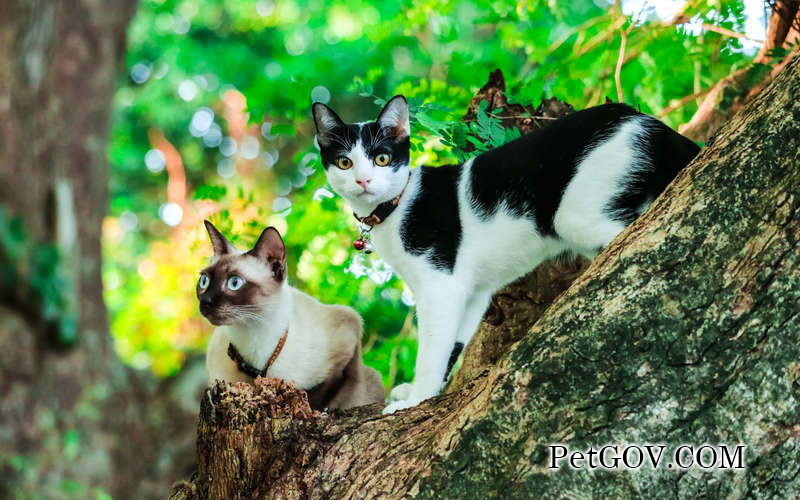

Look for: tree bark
[0,2,200,498]
[171,52,800,500]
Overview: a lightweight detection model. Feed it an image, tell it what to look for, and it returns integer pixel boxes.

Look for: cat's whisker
[221,305,268,323]
[326,129,350,149]
[226,302,266,310]
[367,124,378,150]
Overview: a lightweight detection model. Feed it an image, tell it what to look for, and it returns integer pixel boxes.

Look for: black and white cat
[312,96,699,413]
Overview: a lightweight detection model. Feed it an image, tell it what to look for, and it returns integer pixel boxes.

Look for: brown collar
[227,330,288,379]
[353,175,410,227]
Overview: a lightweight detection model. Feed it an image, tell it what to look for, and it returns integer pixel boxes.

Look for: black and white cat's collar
[352,175,411,228]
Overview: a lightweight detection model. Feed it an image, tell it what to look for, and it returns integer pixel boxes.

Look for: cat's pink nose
[356,177,372,188]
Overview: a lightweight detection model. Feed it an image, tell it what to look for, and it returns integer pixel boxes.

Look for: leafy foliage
[107,0,762,382]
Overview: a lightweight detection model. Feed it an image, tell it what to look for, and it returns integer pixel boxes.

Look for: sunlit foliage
[106,0,765,383]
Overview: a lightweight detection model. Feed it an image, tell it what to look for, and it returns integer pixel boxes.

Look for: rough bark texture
[0,2,200,498]
[170,52,800,500]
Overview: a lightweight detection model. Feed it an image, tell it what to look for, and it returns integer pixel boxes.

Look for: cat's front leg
[388,382,412,402]
[383,285,466,414]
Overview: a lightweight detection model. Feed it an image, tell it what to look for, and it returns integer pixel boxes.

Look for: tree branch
[658,87,712,116]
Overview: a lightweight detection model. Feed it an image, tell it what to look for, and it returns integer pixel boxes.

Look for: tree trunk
[171,52,800,499]
[0,2,199,498]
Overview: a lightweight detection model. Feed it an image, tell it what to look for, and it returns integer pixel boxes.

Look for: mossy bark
[172,55,800,499]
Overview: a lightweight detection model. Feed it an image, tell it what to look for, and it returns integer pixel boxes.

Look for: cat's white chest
[369,218,402,261]
[368,210,433,288]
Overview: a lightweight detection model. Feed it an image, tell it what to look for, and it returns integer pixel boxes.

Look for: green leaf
[193,184,228,201]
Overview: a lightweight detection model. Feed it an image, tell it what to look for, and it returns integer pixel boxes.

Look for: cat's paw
[382,398,422,415]
[388,383,412,402]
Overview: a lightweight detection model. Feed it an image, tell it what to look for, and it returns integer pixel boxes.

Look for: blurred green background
[105,0,768,387]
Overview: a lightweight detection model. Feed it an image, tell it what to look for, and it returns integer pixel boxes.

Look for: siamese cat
[312,96,699,413]
[198,221,384,410]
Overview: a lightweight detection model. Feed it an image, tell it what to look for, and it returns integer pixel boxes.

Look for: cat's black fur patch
[445,341,464,381]
[606,116,700,223]
[318,122,410,172]
[467,103,698,235]
[270,260,285,282]
[400,164,462,272]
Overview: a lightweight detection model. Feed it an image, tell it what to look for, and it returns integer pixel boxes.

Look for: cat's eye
[336,157,353,170]
[226,275,245,291]
[374,153,391,166]
[198,274,210,289]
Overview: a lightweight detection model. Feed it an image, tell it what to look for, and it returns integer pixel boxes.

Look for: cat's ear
[204,220,235,256]
[312,102,345,147]
[377,95,410,141]
[248,227,286,281]
[250,224,286,263]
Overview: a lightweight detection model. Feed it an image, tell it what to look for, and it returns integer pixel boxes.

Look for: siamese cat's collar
[227,330,288,378]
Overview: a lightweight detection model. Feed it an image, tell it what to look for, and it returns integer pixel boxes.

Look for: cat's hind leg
[553,205,627,260]
[456,290,492,346]
[436,289,493,383]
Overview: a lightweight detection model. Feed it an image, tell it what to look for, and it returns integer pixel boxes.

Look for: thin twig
[612,1,647,103]
[700,23,764,42]
[585,86,607,107]
[658,88,713,116]
[597,46,643,79]
[615,28,628,102]
[693,59,702,101]
[546,13,613,54]
[573,16,627,58]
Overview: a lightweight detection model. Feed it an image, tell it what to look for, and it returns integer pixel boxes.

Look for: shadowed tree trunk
[171,52,800,500]
[0,2,199,498]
